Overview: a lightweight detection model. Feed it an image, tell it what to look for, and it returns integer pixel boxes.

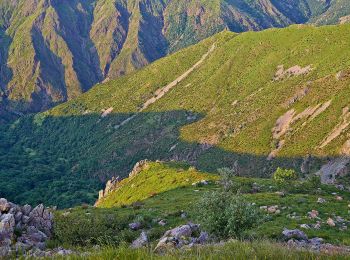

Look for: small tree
[273,168,298,184]
[195,191,261,239]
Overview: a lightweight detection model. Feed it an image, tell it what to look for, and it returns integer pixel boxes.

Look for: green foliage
[273,168,298,184]
[196,191,261,239]
[2,24,350,207]
[53,210,133,246]
[51,161,350,247]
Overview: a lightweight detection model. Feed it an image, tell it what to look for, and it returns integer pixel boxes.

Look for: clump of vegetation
[196,191,261,239]
[273,168,298,184]
[53,211,134,246]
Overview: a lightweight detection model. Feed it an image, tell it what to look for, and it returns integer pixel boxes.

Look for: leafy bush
[273,168,298,184]
[195,191,261,239]
[53,211,133,246]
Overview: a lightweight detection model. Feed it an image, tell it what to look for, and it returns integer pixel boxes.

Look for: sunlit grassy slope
[2,25,350,207]
[56,161,350,247]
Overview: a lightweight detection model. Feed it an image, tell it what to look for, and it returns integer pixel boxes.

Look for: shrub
[53,212,132,246]
[273,168,298,184]
[195,191,261,239]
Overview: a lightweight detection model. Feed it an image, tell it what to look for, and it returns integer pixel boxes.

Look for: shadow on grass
[0,109,341,208]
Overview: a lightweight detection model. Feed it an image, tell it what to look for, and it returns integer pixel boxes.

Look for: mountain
[1,0,350,117]
[1,24,350,207]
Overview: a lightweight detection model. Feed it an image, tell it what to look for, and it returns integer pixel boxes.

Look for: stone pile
[154,223,208,253]
[0,198,54,257]
[283,229,350,254]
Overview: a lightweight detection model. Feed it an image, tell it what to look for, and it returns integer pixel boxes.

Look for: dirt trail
[114,43,216,129]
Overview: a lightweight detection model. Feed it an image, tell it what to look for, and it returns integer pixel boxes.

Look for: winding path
[115,43,216,129]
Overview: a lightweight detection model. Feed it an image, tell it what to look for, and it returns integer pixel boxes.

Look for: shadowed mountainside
[2,25,350,207]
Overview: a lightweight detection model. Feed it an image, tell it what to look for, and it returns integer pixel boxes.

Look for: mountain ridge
[1,0,350,116]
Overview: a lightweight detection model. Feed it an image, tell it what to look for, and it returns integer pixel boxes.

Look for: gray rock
[154,223,204,252]
[282,229,308,241]
[15,211,23,222]
[0,245,11,257]
[129,222,142,231]
[158,220,167,226]
[0,199,10,213]
[22,205,32,216]
[0,214,15,237]
[131,231,148,248]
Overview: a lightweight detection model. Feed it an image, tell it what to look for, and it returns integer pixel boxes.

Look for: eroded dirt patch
[274,65,313,81]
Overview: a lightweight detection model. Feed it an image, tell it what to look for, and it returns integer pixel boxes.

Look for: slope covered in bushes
[2,25,350,207]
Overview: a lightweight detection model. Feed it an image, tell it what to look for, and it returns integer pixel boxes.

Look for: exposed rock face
[154,223,208,253]
[95,160,149,205]
[0,198,54,257]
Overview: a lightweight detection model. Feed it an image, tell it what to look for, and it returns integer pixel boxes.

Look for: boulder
[129,222,142,231]
[131,231,149,249]
[0,214,15,237]
[327,218,336,227]
[308,210,319,219]
[154,223,204,253]
[0,199,54,257]
[0,199,10,213]
[282,229,308,241]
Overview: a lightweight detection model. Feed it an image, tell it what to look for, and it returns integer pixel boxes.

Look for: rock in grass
[131,231,149,249]
[282,229,308,241]
[154,223,204,253]
[327,218,336,227]
[308,210,319,219]
[317,198,326,204]
[300,224,310,229]
[129,222,142,231]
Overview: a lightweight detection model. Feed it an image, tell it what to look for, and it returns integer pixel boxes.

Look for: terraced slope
[2,25,350,207]
[0,0,349,116]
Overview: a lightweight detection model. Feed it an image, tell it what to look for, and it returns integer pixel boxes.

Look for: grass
[46,161,350,259]
[38,240,350,259]
[96,161,218,208]
[51,161,350,249]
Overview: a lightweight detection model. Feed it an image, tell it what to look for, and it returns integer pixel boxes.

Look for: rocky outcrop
[0,198,54,257]
[154,223,208,253]
[95,160,150,205]
[283,229,350,253]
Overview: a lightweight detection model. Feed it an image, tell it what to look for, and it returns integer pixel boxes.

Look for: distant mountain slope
[1,24,350,207]
[0,0,349,116]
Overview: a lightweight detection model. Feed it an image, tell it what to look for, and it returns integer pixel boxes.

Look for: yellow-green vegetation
[52,162,350,249]
[96,161,218,208]
[2,25,350,207]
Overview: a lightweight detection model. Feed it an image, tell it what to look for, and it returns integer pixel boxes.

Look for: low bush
[53,211,133,246]
[195,191,261,239]
[273,168,298,184]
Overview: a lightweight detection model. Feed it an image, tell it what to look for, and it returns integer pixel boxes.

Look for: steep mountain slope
[0,0,349,116]
[1,24,350,207]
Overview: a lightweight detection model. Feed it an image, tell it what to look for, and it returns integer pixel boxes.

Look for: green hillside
[0,0,349,116]
[1,24,350,207]
[53,161,350,250]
